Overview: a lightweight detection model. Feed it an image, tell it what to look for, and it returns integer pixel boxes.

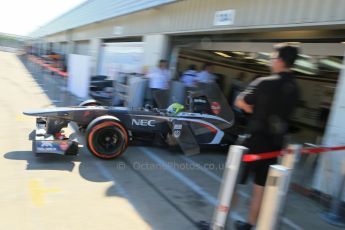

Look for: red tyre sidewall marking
[88,121,128,159]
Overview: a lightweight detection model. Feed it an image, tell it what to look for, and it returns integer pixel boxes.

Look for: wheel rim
[92,127,124,156]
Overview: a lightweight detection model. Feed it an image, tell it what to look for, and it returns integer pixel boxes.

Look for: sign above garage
[113,26,124,35]
[214,9,235,26]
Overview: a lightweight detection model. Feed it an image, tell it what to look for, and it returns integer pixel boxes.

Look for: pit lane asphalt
[0,51,340,230]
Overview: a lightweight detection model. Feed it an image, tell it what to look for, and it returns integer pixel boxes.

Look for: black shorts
[239,158,277,186]
[239,135,282,186]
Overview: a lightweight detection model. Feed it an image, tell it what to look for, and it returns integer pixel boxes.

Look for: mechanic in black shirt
[234,44,300,230]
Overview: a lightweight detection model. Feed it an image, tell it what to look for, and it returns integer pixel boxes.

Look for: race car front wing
[29,117,79,156]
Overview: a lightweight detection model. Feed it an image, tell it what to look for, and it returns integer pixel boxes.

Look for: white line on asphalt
[94,161,129,199]
[179,155,222,182]
[229,211,246,222]
[237,191,251,199]
[179,155,250,199]
[139,147,218,206]
[282,217,304,230]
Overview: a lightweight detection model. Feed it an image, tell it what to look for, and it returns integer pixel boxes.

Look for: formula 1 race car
[24,84,236,159]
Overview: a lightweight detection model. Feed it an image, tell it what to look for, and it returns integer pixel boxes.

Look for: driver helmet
[167,103,184,115]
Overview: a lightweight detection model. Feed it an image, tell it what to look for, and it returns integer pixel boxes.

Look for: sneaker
[234,220,253,230]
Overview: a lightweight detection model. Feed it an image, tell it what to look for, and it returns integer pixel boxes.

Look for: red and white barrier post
[211,145,247,230]
[281,144,302,169]
[256,165,292,230]
[256,145,301,230]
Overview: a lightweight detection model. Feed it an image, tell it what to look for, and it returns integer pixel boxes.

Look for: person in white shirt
[147,59,171,107]
[196,63,216,83]
[148,59,171,89]
[180,64,198,87]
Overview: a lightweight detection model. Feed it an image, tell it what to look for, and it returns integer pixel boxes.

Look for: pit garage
[169,31,345,192]
[172,35,344,143]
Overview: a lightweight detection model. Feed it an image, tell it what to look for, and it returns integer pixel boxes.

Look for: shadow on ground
[4,147,116,184]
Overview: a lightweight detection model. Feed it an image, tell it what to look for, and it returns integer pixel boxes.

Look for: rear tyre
[85,116,128,159]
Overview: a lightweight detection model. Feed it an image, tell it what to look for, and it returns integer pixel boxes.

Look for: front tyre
[78,99,102,132]
[85,116,128,159]
[79,99,101,107]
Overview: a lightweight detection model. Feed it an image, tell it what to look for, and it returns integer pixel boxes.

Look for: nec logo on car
[132,119,156,127]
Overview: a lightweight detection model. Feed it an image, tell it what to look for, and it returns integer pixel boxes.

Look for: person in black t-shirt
[234,45,300,230]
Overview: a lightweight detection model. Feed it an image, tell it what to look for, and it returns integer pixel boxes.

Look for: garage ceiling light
[295,59,317,70]
[319,59,344,69]
[214,52,231,58]
[298,54,311,58]
[291,67,316,75]
[256,58,270,63]
[258,52,270,56]
[256,61,268,65]
[232,51,245,55]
